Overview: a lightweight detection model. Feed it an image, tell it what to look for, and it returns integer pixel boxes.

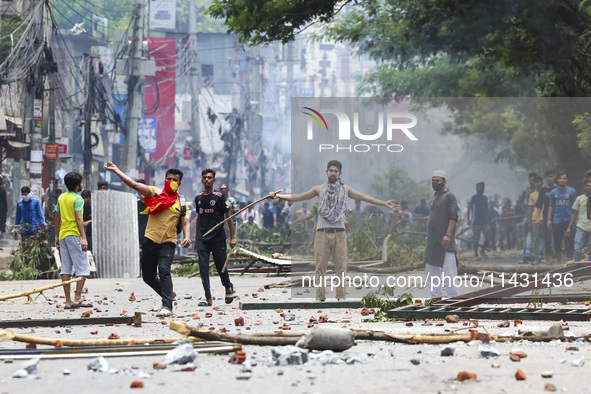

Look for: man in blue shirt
[467,182,490,259]
[547,171,576,265]
[14,186,46,239]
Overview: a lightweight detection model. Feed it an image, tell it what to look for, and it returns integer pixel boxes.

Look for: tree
[207,0,349,45]
[207,0,591,178]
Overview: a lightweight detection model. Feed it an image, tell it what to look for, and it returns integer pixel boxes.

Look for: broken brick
[544,383,557,392]
[436,323,445,327]
[318,315,328,323]
[181,366,196,371]
[406,322,413,327]
[129,292,136,302]
[205,313,213,318]
[514,319,523,326]
[55,341,62,348]
[25,343,36,349]
[234,317,245,326]
[510,353,521,362]
[513,351,527,359]
[90,331,98,335]
[307,322,314,328]
[445,315,459,323]
[497,321,510,328]
[475,333,490,343]
[108,333,120,340]
[515,369,526,380]
[457,371,477,381]
[361,308,371,316]
[229,350,246,364]
[130,381,144,388]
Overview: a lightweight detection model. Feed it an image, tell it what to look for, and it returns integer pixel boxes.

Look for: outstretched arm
[348,187,400,211]
[269,186,320,202]
[104,161,152,198]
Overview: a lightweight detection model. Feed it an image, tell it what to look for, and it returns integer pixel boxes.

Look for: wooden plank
[239,300,364,310]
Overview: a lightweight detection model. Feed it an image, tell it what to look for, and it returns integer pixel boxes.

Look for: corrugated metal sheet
[93,190,140,278]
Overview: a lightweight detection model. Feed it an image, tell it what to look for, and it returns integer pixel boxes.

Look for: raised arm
[348,187,400,211]
[104,161,152,198]
[269,186,320,202]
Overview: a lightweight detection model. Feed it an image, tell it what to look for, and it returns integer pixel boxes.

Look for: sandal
[198,299,213,307]
[225,286,235,304]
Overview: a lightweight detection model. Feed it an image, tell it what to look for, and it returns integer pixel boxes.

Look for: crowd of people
[10,161,591,310]
[461,169,591,266]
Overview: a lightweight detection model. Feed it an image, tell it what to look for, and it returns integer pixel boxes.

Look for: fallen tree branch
[169,321,300,346]
[348,262,423,274]
[169,322,585,346]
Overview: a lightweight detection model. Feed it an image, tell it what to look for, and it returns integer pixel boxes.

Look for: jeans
[574,228,591,262]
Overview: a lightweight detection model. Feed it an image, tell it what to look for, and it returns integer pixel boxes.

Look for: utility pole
[248,47,264,199]
[83,54,93,189]
[189,0,201,167]
[21,1,43,195]
[125,0,145,174]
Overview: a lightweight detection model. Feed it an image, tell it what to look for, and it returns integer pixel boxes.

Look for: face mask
[432,182,444,191]
[22,194,31,202]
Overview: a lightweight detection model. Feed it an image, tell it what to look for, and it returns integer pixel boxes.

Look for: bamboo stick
[0,277,83,301]
[0,329,192,347]
[202,188,284,238]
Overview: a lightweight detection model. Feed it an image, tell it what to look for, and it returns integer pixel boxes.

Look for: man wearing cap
[425,170,460,302]
[269,159,400,301]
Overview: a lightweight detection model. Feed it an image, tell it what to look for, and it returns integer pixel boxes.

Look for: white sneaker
[156,307,173,317]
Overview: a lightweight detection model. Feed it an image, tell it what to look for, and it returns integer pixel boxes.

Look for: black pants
[141,238,176,310]
[553,221,574,257]
[196,239,232,300]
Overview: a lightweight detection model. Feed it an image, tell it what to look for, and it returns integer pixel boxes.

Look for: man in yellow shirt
[105,161,191,317]
[55,172,90,309]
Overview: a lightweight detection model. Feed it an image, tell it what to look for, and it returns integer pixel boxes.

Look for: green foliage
[361,286,413,321]
[172,260,199,276]
[207,0,591,173]
[0,16,25,65]
[207,0,348,45]
[10,228,57,280]
[371,164,431,207]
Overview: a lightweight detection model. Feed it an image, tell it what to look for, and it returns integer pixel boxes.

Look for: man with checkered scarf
[270,160,399,301]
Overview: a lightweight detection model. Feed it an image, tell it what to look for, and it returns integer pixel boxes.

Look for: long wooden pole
[0,329,189,347]
[202,188,284,238]
[0,277,83,301]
